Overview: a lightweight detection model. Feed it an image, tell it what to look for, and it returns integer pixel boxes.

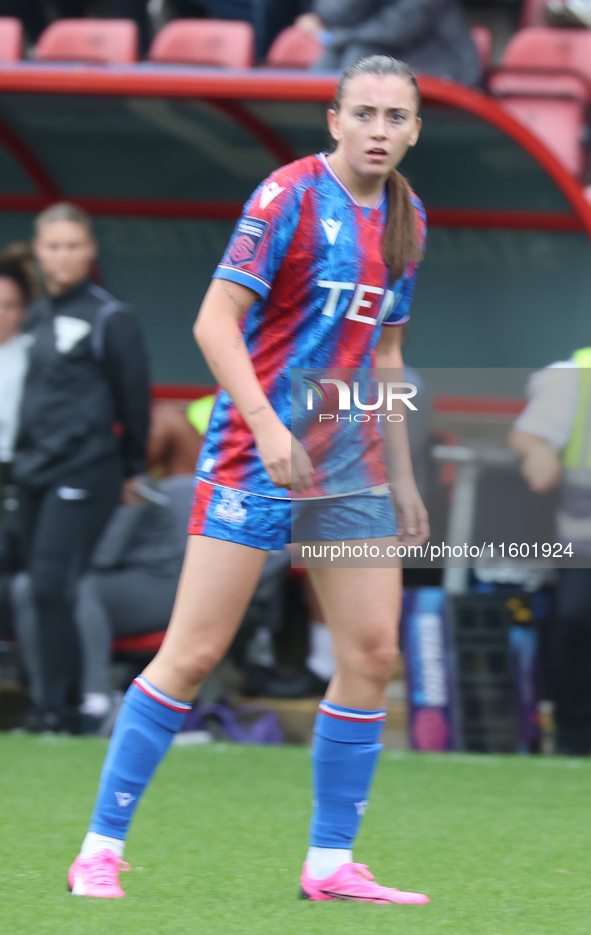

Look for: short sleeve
[213,172,302,300]
[514,362,578,451]
[382,194,427,327]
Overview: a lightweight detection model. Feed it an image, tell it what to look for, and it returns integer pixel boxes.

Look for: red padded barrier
[112,631,166,653]
[149,20,255,68]
[35,19,138,64]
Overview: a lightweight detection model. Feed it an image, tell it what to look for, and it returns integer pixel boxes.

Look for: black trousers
[17,458,122,717]
[552,568,591,752]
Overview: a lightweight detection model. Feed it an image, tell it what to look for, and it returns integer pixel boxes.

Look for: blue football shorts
[188,479,397,550]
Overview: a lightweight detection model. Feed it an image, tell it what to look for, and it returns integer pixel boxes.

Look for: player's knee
[167,645,225,691]
[359,638,398,686]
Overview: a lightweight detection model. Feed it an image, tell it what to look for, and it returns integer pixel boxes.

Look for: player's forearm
[508,429,553,458]
[383,408,415,483]
[194,289,280,437]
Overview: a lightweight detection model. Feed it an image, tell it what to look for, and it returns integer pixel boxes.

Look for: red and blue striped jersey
[197,153,426,499]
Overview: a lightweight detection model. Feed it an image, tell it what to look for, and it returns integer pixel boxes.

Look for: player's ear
[408,116,422,148]
[327,107,341,144]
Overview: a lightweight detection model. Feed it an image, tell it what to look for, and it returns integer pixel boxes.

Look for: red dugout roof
[1,63,589,381]
[0,65,588,236]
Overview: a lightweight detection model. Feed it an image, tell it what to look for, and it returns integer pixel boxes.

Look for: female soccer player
[69,55,431,904]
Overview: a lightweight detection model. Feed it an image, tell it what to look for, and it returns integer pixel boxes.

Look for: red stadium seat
[489,28,591,175]
[112,631,166,653]
[265,26,322,69]
[470,25,493,72]
[0,17,22,61]
[35,19,138,65]
[498,26,591,76]
[149,20,255,68]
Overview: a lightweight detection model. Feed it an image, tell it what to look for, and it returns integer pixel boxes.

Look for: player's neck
[326,153,386,208]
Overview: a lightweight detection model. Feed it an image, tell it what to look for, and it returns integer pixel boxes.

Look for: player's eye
[390,112,406,123]
[355,110,370,119]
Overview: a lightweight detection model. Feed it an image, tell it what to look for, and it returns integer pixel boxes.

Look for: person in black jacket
[13,202,150,733]
[298,0,481,86]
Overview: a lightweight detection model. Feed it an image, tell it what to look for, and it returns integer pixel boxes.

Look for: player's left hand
[389,476,430,546]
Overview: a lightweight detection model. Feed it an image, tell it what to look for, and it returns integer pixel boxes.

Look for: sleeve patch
[227,217,270,266]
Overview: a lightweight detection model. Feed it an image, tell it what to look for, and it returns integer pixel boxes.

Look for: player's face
[328,74,421,181]
[34,220,97,293]
[0,276,26,344]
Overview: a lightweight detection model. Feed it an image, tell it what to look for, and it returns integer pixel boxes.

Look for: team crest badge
[228,217,269,266]
[214,488,248,524]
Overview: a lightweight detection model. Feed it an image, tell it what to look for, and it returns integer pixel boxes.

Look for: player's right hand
[254,422,314,492]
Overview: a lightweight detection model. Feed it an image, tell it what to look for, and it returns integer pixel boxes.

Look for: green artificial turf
[2,735,591,935]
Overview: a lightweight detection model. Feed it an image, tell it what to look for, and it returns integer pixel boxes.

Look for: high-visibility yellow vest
[186,394,215,436]
[562,348,591,470]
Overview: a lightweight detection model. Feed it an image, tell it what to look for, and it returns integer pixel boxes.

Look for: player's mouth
[365,147,389,163]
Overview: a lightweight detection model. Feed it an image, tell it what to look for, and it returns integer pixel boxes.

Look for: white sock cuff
[81,831,125,859]
[306,846,352,880]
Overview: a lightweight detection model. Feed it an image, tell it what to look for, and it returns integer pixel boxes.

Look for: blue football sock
[309,700,386,849]
[88,675,191,840]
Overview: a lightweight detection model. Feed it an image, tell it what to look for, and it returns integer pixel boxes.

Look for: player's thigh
[155,534,269,666]
[307,552,402,663]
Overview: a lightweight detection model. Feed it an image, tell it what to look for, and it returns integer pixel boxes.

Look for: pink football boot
[68,849,130,897]
[300,861,430,904]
